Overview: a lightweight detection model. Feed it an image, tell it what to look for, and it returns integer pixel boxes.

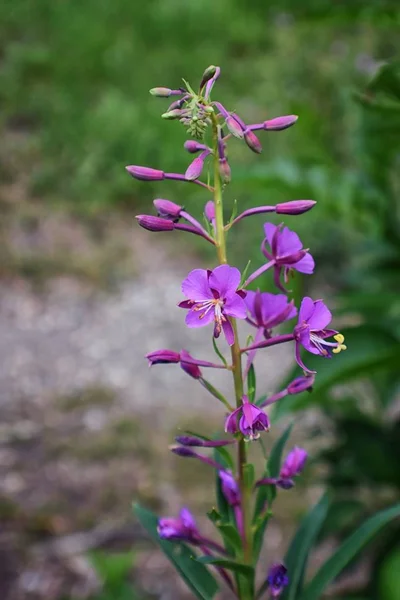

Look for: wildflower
[261,223,315,291]
[219,470,240,506]
[158,507,199,542]
[294,297,346,372]
[275,200,316,215]
[267,564,289,597]
[146,348,227,379]
[153,199,182,221]
[249,115,298,131]
[279,446,308,485]
[204,201,215,226]
[179,265,247,345]
[225,395,269,441]
[175,435,235,448]
[287,374,315,394]
[185,149,211,180]
[184,140,208,153]
[245,290,297,337]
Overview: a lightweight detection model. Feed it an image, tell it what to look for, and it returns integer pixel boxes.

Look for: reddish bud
[126,166,165,181]
[244,129,262,154]
[276,200,316,215]
[264,115,298,131]
[180,349,202,379]
[219,158,231,184]
[153,199,182,221]
[136,215,174,232]
[184,140,207,154]
[204,201,215,222]
[226,115,244,138]
[287,375,315,394]
[146,350,181,365]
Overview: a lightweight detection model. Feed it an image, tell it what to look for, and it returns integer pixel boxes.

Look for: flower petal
[225,407,241,433]
[293,252,315,274]
[298,296,315,323]
[185,307,214,328]
[224,294,247,319]
[276,226,303,257]
[182,269,212,301]
[308,299,332,330]
[222,318,235,346]
[209,265,241,298]
[263,223,277,248]
[295,341,316,374]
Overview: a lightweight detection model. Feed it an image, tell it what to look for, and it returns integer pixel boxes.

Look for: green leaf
[300,503,400,600]
[216,523,242,554]
[273,326,400,420]
[196,556,254,577]
[247,364,256,403]
[240,259,252,287]
[134,504,218,600]
[200,378,232,411]
[212,337,228,367]
[207,508,221,524]
[281,493,330,600]
[252,424,293,560]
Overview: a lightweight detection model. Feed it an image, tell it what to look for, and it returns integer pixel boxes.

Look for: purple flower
[243,128,262,154]
[136,215,174,232]
[158,507,199,542]
[280,447,308,479]
[179,265,247,346]
[245,290,297,336]
[184,140,207,154]
[126,165,165,181]
[185,150,210,181]
[294,297,346,372]
[267,564,289,597]
[146,349,180,365]
[219,470,240,506]
[287,374,315,394]
[275,200,316,215]
[225,395,269,441]
[262,223,315,291]
[249,115,298,131]
[146,348,229,379]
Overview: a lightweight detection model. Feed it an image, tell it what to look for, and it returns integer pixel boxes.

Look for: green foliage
[89,550,140,600]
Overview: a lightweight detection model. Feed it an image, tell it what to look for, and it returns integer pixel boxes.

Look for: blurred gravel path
[0,231,291,417]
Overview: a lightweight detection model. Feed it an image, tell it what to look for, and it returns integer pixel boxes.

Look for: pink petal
[185,307,214,328]
[293,252,315,274]
[209,265,241,298]
[298,297,315,323]
[308,300,332,331]
[263,223,277,247]
[224,294,247,319]
[182,269,212,301]
[225,407,241,433]
[276,227,303,257]
[222,318,235,346]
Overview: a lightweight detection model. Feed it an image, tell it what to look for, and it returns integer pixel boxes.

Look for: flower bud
[219,158,231,184]
[264,115,298,130]
[153,199,182,221]
[267,564,289,598]
[180,349,202,379]
[204,201,215,222]
[146,349,180,365]
[199,65,218,90]
[126,166,165,181]
[226,115,244,138]
[280,447,308,479]
[150,87,172,97]
[244,129,262,154]
[184,140,207,154]
[276,200,316,215]
[287,375,315,394]
[158,508,198,541]
[136,215,174,232]
[219,470,240,506]
[185,150,209,181]
[171,446,196,458]
[162,109,188,120]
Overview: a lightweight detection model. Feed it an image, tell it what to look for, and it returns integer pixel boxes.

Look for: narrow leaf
[247,363,256,403]
[134,504,218,600]
[281,493,330,600]
[201,378,232,411]
[300,503,400,600]
[196,556,254,577]
[217,523,242,553]
[212,336,228,367]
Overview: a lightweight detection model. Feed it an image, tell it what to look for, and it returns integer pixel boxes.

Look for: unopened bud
[175,436,205,447]
[180,349,202,379]
[204,201,215,222]
[126,166,165,181]
[219,158,231,184]
[184,140,207,154]
[162,109,188,120]
[264,115,298,131]
[150,87,173,97]
[185,150,209,181]
[287,375,315,394]
[276,200,316,215]
[146,350,181,365]
[226,115,244,139]
[244,129,262,154]
[200,65,218,90]
[136,215,174,232]
[171,446,196,458]
[153,199,182,221]
[280,447,308,479]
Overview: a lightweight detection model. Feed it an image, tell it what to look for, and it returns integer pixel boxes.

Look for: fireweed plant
[130,67,400,600]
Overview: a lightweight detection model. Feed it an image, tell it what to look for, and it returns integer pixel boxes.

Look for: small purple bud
[244,129,262,154]
[175,435,206,447]
[167,97,187,111]
[136,215,174,232]
[276,200,316,215]
[280,447,308,479]
[185,150,209,181]
[264,115,298,130]
[171,446,197,458]
[219,158,231,184]
[180,349,202,379]
[267,564,289,597]
[200,65,218,90]
[219,470,240,506]
[146,349,180,365]
[157,507,198,542]
[184,140,207,154]
[287,375,315,394]
[204,201,215,222]
[153,199,182,221]
[126,166,165,181]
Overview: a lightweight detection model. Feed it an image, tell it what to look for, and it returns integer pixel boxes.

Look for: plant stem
[211,113,253,597]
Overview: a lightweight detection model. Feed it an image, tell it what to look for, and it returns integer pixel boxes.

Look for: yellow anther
[332,333,347,354]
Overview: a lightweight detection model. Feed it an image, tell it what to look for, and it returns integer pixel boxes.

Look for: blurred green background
[0,1,399,600]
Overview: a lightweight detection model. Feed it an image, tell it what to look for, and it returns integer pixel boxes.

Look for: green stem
[211,113,253,597]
